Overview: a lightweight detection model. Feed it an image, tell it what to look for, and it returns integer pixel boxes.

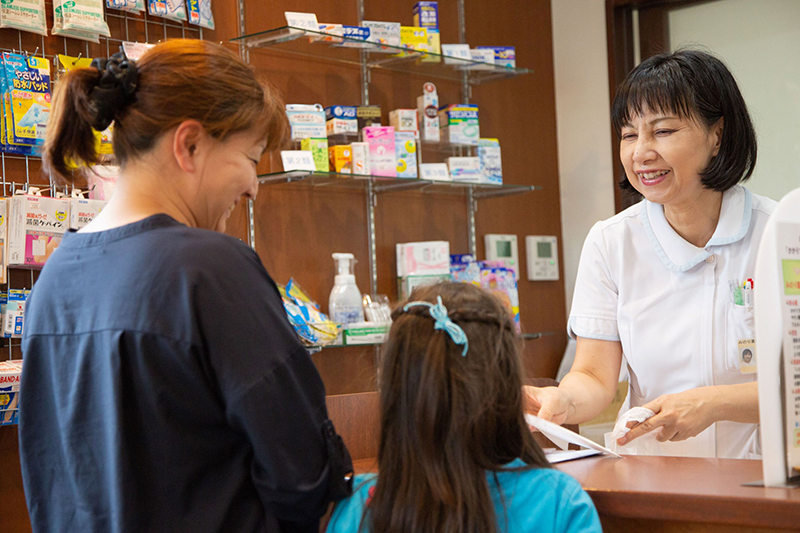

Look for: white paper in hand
[525,413,622,458]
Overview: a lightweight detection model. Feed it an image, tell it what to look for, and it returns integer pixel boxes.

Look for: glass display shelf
[258,170,540,199]
[232,26,532,85]
[306,330,555,354]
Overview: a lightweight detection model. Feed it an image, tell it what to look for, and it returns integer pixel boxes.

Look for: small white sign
[441,44,471,65]
[420,163,451,181]
[284,11,319,32]
[281,150,317,172]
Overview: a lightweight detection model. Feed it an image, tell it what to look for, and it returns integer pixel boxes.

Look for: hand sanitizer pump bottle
[329,253,365,326]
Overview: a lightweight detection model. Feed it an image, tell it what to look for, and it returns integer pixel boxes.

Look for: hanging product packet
[0,0,48,36]
[106,0,144,13]
[186,0,214,30]
[2,53,51,156]
[61,0,111,37]
[52,0,101,43]
[147,0,186,22]
[122,41,155,60]
[57,55,114,157]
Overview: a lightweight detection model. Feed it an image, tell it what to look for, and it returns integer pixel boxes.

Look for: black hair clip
[89,52,139,131]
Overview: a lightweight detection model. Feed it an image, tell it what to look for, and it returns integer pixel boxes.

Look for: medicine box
[328,145,352,173]
[338,25,371,48]
[363,21,401,51]
[9,192,70,268]
[396,240,450,277]
[478,138,503,185]
[450,254,481,286]
[469,48,496,70]
[480,266,520,331]
[324,106,358,136]
[399,26,429,53]
[439,104,480,145]
[300,138,330,172]
[3,289,29,338]
[315,23,344,43]
[395,132,418,178]
[413,1,439,30]
[0,359,22,426]
[477,46,516,68]
[362,126,396,177]
[0,199,7,285]
[421,29,441,62]
[417,82,440,143]
[389,109,418,132]
[286,104,326,140]
[398,274,452,301]
[447,156,482,182]
[69,197,106,230]
[344,323,391,345]
[350,142,370,175]
[357,105,382,131]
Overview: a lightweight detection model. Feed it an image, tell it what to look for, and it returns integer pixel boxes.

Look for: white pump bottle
[329,253,365,326]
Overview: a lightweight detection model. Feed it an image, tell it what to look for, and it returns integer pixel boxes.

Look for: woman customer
[19,40,351,532]
[527,50,775,458]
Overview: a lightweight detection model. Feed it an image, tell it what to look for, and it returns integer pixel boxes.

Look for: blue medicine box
[413,1,439,30]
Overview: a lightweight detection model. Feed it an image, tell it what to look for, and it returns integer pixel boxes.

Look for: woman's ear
[172,120,206,173]
[711,117,724,157]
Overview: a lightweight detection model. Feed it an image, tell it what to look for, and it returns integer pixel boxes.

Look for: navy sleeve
[192,238,349,531]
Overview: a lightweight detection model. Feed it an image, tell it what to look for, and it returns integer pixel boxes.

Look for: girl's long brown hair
[368,282,549,533]
[43,39,288,182]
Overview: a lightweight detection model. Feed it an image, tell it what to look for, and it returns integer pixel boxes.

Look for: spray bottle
[329,253,365,325]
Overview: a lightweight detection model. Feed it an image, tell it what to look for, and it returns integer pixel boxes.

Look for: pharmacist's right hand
[524,385,572,426]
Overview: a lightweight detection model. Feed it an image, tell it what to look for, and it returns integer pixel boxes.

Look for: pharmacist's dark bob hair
[611,49,757,193]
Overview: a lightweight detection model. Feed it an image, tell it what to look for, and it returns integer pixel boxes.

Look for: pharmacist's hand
[524,385,572,426]
[619,387,716,445]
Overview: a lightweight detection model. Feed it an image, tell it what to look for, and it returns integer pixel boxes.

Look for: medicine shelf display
[258,170,540,199]
[231,26,532,84]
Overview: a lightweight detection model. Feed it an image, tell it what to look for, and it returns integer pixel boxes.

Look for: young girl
[327,282,600,532]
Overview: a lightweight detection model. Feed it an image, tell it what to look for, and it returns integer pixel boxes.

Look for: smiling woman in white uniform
[526,50,776,459]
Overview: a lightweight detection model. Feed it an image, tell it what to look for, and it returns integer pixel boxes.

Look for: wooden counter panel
[557,456,800,530]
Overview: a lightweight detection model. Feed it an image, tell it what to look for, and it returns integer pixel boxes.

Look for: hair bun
[89,52,138,131]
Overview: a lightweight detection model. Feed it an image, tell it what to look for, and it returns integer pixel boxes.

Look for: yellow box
[421,29,441,63]
[398,26,428,56]
[328,145,352,173]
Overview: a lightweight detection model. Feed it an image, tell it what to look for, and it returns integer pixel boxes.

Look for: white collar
[640,185,752,272]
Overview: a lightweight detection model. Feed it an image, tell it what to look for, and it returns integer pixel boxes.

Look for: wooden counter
[353,455,800,532]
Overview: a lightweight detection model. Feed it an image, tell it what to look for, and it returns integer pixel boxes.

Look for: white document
[544,448,602,464]
[525,413,623,459]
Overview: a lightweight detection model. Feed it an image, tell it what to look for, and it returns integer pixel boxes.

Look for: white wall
[551,0,616,315]
[669,0,800,202]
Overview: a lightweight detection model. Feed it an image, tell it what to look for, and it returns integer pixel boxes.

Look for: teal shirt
[327,459,601,533]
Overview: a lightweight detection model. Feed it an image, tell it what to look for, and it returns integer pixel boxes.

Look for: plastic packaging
[186,0,214,30]
[0,0,47,36]
[2,53,51,155]
[279,279,340,346]
[148,0,186,22]
[53,0,101,43]
[106,0,144,13]
[61,0,110,36]
[329,253,365,325]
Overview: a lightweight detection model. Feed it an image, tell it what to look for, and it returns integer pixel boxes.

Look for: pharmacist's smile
[637,169,670,186]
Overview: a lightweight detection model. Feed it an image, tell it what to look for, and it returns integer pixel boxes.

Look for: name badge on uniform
[738,338,757,374]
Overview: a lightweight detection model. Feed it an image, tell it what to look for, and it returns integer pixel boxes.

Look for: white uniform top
[569,185,776,458]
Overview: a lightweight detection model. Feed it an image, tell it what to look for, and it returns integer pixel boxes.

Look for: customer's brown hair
[44,39,288,182]
[368,282,549,533]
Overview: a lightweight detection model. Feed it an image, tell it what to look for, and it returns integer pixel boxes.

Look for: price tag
[441,44,471,65]
[420,163,450,181]
[281,151,317,172]
[284,11,319,32]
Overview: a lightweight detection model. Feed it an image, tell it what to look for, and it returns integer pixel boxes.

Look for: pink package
[362,126,396,177]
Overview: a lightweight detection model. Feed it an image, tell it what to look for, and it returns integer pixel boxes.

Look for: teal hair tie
[403,296,469,356]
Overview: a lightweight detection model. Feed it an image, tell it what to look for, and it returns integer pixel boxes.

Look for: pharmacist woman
[18,41,351,532]
[526,50,776,459]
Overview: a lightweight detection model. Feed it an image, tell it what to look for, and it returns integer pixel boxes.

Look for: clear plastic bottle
[329,253,365,325]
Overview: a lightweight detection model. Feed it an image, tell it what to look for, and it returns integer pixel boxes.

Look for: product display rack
[234,0,553,353]
[231,25,532,85]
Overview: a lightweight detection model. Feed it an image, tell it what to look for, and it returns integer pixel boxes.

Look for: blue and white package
[337,25,371,48]
[324,105,357,136]
[148,0,186,22]
[395,131,417,178]
[187,0,214,30]
[412,1,439,30]
[478,138,502,185]
[450,254,480,285]
[286,104,326,140]
[477,46,516,68]
[106,0,144,12]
